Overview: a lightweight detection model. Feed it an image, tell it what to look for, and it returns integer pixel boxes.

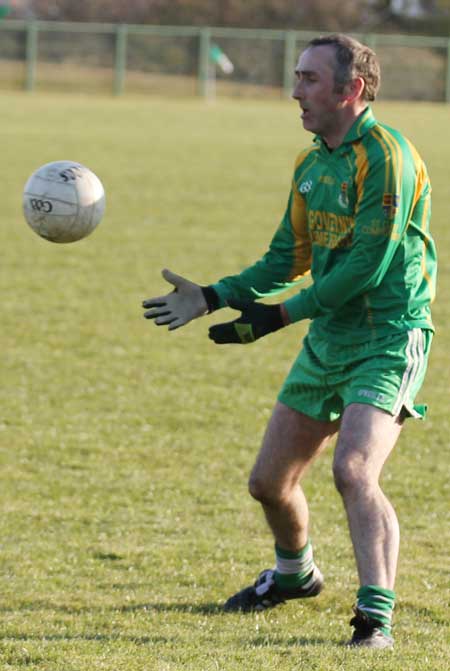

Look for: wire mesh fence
[0,20,449,102]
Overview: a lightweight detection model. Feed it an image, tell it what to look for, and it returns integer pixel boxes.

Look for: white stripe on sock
[275,544,313,576]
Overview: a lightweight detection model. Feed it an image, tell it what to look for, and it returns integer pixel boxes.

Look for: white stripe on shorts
[392,328,425,418]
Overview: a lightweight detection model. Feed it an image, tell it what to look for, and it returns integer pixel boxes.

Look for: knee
[332,454,369,498]
[248,471,285,507]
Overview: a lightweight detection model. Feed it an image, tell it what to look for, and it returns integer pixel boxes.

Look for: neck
[323,104,367,149]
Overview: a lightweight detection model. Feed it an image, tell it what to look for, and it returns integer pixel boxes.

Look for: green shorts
[278,328,433,422]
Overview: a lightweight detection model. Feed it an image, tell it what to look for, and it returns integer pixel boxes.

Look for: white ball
[23,160,106,243]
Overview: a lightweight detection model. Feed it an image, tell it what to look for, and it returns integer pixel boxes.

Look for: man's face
[292,45,346,138]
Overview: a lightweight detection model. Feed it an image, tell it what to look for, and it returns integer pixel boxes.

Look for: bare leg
[249,401,339,552]
[333,403,403,589]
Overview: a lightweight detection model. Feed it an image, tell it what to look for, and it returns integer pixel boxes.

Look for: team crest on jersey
[382,193,399,219]
[338,181,349,208]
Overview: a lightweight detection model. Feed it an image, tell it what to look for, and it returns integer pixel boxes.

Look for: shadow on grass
[120,601,223,614]
[0,633,176,645]
[0,632,332,648]
[0,600,223,615]
[247,635,330,647]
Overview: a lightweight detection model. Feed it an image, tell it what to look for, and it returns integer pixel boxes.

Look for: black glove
[208,300,285,344]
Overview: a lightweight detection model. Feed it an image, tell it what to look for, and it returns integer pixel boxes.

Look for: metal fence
[0,20,449,102]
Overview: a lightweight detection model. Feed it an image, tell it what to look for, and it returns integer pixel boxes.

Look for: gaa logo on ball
[23,160,106,243]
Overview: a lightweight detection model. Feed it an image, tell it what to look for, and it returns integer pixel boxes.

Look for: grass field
[1,91,449,670]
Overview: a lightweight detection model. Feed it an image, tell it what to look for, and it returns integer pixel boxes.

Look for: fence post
[25,20,38,92]
[283,31,297,98]
[446,38,450,103]
[198,27,211,98]
[114,24,128,96]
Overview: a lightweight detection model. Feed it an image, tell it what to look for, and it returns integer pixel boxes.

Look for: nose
[292,77,303,101]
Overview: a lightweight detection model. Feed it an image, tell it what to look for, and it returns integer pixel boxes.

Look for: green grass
[1,92,449,670]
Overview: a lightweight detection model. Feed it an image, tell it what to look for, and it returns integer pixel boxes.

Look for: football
[22,160,106,243]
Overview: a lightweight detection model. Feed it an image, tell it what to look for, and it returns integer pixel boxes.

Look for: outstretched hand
[142,269,208,330]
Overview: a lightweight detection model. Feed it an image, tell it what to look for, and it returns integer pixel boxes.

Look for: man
[142,34,437,649]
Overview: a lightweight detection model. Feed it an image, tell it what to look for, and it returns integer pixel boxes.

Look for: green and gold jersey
[211,107,437,344]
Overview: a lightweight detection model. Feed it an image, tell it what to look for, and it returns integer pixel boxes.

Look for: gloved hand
[208,299,286,344]
[142,269,210,330]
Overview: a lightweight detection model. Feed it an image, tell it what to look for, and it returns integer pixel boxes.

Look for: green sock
[274,541,315,590]
[357,585,396,636]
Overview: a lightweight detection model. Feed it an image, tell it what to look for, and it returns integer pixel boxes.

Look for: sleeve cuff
[201,285,221,313]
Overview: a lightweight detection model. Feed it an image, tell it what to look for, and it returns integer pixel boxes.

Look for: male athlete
[142,34,437,648]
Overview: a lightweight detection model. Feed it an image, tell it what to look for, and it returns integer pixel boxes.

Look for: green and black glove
[208,300,285,344]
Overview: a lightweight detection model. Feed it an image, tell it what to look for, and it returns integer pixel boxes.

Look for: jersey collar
[342,106,377,144]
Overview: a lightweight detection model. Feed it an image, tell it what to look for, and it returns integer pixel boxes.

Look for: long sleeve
[211,181,312,307]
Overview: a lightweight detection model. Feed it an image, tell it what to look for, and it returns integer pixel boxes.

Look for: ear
[342,76,365,104]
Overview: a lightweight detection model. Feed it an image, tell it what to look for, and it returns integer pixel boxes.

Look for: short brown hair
[307,34,381,101]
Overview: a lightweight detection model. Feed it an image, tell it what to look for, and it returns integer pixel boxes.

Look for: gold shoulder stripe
[355,114,367,137]
[405,137,428,209]
[369,127,391,194]
[369,126,397,195]
[371,125,403,196]
[352,142,369,210]
[382,127,403,196]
